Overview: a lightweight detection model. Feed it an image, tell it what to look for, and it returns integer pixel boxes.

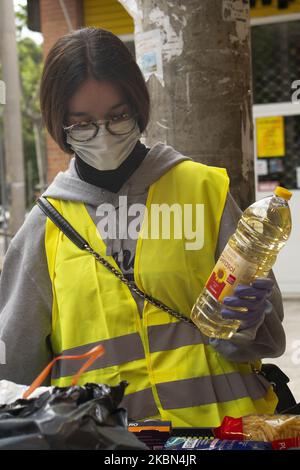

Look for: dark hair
[40,27,150,154]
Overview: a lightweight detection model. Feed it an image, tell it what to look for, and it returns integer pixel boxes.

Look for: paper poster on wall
[257,159,268,176]
[256,116,285,158]
[135,29,164,86]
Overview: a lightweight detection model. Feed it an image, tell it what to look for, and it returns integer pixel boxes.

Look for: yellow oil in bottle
[191,186,292,339]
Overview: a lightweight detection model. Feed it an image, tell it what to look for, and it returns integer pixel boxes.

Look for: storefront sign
[256,116,285,158]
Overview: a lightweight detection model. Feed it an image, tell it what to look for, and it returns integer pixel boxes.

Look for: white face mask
[66,119,141,171]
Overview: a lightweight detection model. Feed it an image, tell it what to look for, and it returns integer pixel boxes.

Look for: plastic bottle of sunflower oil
[191,186,292,340]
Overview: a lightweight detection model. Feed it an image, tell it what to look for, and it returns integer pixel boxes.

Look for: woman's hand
[221,278,275,331]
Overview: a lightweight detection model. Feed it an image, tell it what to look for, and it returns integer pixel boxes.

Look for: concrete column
[120,0,255,209]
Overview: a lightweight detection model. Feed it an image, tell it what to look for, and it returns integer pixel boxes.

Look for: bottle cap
[274,186,292,200]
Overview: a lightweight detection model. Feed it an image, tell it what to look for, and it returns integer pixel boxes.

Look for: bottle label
[205,244,258,302]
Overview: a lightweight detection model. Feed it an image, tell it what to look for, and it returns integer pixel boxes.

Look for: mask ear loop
[22,344,105,399]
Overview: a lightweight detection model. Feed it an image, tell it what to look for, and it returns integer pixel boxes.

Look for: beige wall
[40,0,83,184]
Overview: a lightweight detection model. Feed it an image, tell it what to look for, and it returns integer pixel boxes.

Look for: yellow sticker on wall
[256,116,285,158]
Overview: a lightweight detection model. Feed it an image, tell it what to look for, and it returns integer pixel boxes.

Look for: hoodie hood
[42,141,191,206]
[41,141,191,263]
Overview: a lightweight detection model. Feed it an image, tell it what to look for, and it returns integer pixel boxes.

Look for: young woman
[0,28,285,427]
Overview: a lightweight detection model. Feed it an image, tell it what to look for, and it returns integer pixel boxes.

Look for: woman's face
[67,78,130,126]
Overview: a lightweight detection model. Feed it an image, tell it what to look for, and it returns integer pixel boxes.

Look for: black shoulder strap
[37,197,89,250]
[36,196,195,327]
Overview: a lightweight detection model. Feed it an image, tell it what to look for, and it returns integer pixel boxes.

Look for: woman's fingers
[220,279,275,330]
[251,277,274,290]
[222,295,265,311]
[221,308,260,321]
[234,285,266,299]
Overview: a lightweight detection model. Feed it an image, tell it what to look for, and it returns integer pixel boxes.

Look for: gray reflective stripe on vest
[156,372,271,410]
[121,388,159,420]
[51,322,209,379]
[148,321,209,353]
[51,332,145,379]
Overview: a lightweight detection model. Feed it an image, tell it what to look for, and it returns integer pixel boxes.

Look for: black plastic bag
[0,381,147,450]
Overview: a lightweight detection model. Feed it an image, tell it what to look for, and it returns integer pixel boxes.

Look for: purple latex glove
[221,277,274,331]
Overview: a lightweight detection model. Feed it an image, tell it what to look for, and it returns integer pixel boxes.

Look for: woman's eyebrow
[109,102,126,110]
[69,102,126,117]
[69,111,90,117]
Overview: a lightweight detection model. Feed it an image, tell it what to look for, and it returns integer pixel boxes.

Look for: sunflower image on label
[205,244,258,302]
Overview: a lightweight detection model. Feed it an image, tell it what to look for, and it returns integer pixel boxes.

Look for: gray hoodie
[0,142,285,386]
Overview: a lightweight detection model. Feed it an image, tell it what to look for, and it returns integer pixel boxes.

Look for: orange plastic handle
[23,344,105,399]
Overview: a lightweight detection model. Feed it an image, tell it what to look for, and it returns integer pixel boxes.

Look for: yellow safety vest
[44,160,277,427]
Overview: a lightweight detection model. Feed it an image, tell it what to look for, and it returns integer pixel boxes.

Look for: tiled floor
[265,298,300,404]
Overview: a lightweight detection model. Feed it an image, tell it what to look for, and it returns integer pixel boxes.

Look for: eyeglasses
[63,112,138,143]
